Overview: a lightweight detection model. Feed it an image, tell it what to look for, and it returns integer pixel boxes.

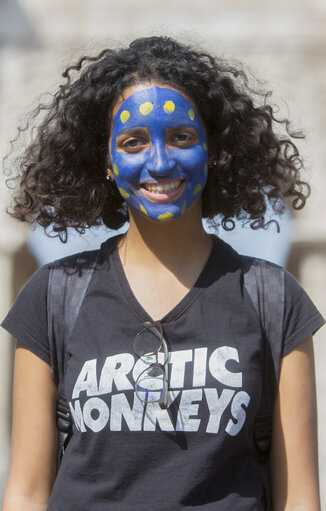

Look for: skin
[271,336,320,510]
[2,81,321,511]
[2,344,58,511]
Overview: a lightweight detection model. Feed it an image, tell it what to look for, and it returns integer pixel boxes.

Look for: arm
[2,343,59,511]
[270,335,320,511]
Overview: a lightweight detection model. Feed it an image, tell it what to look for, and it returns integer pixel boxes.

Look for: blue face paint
[110,86,208,222]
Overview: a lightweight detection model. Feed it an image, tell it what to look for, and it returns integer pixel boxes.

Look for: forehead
[112,86,204,135]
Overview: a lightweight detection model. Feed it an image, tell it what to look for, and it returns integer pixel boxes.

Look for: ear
[208,155,217,169]
[106,168,115,181]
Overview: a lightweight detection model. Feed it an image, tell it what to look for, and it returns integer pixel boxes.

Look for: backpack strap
[243,258,285,454]
[47,248,100,468]
[47,250,99,391]
[47,236,121,469]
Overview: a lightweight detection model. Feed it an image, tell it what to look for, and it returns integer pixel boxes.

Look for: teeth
[144,180,182,193]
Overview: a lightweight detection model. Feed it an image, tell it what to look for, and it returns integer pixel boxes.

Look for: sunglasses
[133,321,169,409]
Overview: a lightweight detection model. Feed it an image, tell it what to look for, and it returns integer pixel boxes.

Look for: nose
[146,140,176,177]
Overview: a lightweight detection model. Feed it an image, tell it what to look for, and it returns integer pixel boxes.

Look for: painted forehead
[112,86,205,136]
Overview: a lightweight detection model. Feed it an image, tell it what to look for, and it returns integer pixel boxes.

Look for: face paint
[110,86,208,222]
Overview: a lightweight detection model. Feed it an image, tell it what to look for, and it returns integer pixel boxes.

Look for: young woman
[1,36,325,511]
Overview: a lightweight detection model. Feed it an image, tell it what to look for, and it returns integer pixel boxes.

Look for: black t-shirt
[2,235,325,511]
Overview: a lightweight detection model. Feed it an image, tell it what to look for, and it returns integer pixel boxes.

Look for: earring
[106,168,114,182]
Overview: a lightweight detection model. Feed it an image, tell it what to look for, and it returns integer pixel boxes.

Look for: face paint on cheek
[110,86,209,222]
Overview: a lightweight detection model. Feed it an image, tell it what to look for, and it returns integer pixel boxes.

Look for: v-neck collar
[107,234,222,324]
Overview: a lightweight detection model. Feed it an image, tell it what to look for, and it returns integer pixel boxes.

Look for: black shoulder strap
[243,258,285,453]
[47,250,99,392]
[47,236,120,469]
[47,248,99,469]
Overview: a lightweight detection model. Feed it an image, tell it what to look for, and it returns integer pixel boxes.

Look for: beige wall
[1,0,325,503]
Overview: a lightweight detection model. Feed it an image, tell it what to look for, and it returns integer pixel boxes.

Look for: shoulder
[6,247,101,314]
[238,251,325,355]
[1,246,103,366]
[49,247,100,271]
[48,235,120,274]
[215,238,325,349]
[214,235,284,275]
[235,254,321,322]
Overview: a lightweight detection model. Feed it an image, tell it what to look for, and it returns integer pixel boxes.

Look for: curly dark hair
[4,35,310,241]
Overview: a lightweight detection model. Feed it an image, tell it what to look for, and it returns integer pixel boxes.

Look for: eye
[120,137,148,153]
[168,130,198,148]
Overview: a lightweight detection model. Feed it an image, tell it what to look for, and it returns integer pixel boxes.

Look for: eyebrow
[116,124,199,135]
[165,124,199,131]
[115,127,149,137]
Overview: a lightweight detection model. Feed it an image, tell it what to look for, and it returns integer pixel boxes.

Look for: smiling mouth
[139,179,186,202]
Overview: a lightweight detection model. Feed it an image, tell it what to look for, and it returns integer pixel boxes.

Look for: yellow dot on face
[204,164,208,176]
[188,109,195,121]
[140,205,148,215]
[163,100,175,114]
[139,102,153,115]
[118,187,130,199]
[120,110,130,124]
[193,184,202,195]
[157,212,174,222]
[203,142,207,151]
[113,164,119,176]
[181,200,187,215]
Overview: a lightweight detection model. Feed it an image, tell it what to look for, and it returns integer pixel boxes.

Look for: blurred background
[1,0,326,504]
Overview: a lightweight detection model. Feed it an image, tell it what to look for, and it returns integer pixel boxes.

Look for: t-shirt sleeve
[1,264,51,365]
[282,270,325,357]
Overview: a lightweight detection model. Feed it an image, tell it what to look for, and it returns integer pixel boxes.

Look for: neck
[118,200,213,275]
